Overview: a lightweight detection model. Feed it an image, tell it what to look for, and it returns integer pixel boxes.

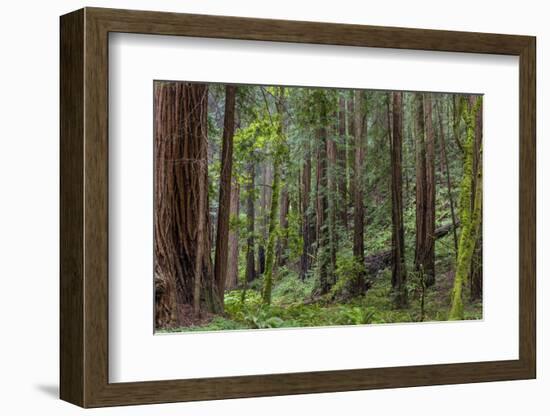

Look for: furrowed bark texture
[154,82,215,326]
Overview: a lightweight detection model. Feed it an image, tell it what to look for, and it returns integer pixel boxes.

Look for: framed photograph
[60,7,536,408]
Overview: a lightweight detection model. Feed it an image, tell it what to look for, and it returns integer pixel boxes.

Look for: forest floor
[158,267,482,333]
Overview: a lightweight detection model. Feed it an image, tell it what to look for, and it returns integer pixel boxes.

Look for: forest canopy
[153,82,483,332]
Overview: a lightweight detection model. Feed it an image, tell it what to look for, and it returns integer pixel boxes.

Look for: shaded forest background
[153,82,483,332]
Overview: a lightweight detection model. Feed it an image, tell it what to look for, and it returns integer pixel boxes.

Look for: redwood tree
[299,136,313,280]
[424,93,436,286]
[226,179,240,290]
[390,92,407,307]
[352,90,366,294]
[245,161,257,283]
[414,93,436,287]
[154,82,215,324]
[213,85,237,310]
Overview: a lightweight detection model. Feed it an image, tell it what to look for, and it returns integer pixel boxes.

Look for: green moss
[449,97,482,320]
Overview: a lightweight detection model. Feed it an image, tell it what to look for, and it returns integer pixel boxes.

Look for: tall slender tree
[226,178,240,290]
[352,90,366,294]
[299,135,313,279]
[424,93,436,286]
[390,92,407,307]
[262,87,286,304]
[213,85,237,310]
[317,92,332,294]
[245,161,257,283]
[414,93,436,287]
[338,95,348,229]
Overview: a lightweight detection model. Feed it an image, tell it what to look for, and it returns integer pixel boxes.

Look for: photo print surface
[153,81,483,333]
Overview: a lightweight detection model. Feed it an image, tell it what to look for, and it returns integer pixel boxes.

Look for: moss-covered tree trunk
[449,97,482,320]
[437,98,459,255]
[470,98,483,300]
[261,157,281,304]
[262,87,286,304]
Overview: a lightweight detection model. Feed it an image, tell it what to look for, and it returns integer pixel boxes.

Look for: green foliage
[330,248,367,300]
[271,268,315,304]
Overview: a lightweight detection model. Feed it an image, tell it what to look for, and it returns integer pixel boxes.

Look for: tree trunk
[154,82,216,326]
[437,99,459,255]
[414,93,436,287]
[245,162,256,282]
[338,95,348,229]
[423,93,436,286]
[470,96,483,300]
[352,90,366,294]
[347,94,355,215]
[390,92,407,308]
[299,136,313,280]
[258,163,272,275]
[317,94,332,294]
[276,185,290,266]
[213,85,237,310]
[262,87,285,304]
[327,127,338,276]
[449,97,482,320]
[226,178,240,290]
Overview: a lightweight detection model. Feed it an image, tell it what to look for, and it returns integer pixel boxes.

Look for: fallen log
[365,221,458,275]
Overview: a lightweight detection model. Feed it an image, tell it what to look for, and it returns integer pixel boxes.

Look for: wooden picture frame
[60,7,536,408]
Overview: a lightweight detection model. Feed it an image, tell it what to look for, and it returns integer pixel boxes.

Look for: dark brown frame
[60,7,536,408]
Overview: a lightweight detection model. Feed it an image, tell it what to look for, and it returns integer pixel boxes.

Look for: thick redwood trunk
[154,82,215,326]
[213,85,237,310]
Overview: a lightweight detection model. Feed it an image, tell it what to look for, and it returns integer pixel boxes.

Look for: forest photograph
[153,81,483,333]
